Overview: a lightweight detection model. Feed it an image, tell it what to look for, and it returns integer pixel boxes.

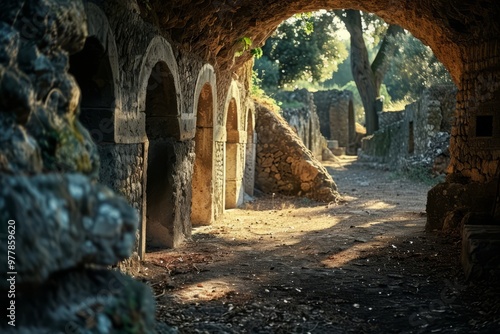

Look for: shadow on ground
[135,158,500,333]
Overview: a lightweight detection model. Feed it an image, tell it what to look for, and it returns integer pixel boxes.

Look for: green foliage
[251,47,263,58]
[361,13,388,49]
[254,11,348,89]
[253,56,280,91]
[250,70,280,112]
[384,33,454,101]
[393,165,443,186]
[235,37,253,58]
[253,10,453,120]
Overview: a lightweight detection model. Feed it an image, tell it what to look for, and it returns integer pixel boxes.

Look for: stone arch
[141,59,181,252]
[137,36,183,140]
[191,64,217,226]
[143,1,491,85]
[223,81,244,209]
[69,2,121,144]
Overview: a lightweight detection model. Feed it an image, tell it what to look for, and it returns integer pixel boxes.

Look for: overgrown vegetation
[393,165,444,186]
[252,10,454,125]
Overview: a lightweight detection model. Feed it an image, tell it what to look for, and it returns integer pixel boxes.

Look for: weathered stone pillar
[245,131,257,196]
[449,42,500,182]
[427,41,500,230]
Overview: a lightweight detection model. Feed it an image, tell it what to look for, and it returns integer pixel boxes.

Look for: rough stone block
[426,180,496,231]
[0,269,160,333]
[0,173,138,288]
[462,224,500,280]
[331,147,346,156]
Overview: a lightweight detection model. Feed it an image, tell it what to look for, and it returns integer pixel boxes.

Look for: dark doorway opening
[145,62,179,250]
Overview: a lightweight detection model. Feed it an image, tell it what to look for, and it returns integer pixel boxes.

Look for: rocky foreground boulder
[0,1,169,332]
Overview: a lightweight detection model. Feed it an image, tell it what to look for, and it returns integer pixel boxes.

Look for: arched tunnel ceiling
[139,0,500,84]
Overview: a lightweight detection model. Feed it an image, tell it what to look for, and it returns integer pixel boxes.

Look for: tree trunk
[339,10,378,134]
[337,10,403,135]
[371,24,405,94]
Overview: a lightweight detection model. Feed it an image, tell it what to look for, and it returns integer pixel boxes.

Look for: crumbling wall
[255,102,340,202]
[313,90,354,150]
[279,89,324,159]
[0,0,158,332]
[359,85,457,170]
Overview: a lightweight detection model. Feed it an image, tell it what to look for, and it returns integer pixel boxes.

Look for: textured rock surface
[255,102,340,202]
[359,85,457,171]
[0,269,156,333]
[0,0,161,331]
[426,180,497,231]
[461,223,500,280]
[0,173,137,287]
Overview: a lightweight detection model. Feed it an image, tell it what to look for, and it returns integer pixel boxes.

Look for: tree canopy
[253,10,454,131]
[254,11,347,89]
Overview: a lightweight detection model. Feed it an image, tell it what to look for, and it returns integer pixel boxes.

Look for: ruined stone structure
[313,90,356,154]
[279,89,325,159]
[359,85,457,169]
[2,0,500,330]
[60,1,263,257]
[255,103,340,202]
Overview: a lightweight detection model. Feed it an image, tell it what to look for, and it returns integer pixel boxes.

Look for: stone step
[331,147,346,156]
[462,224,500,280]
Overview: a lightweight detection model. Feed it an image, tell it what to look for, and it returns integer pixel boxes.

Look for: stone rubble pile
[0,1,162,332]
[254,102,340,203]
[278,89,324,159]
[400,131,450,175]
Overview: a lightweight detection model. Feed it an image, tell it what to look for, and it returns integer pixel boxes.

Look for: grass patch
[393,165,444,186]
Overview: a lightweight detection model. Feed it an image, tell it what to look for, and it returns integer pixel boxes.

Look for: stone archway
[191,83,215,226]
[136,36,186,257]
[144,61,180,250]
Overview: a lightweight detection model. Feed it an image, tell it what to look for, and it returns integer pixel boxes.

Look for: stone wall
[62,1,256,257]
[449,43,500,183]
[255,102,340,202]
[313,90,355,152]
[359,85,457,169]
[279,89,324,159]
[99,144,144,211]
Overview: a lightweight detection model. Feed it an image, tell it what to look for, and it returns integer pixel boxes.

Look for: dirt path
[136,157,499,333]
